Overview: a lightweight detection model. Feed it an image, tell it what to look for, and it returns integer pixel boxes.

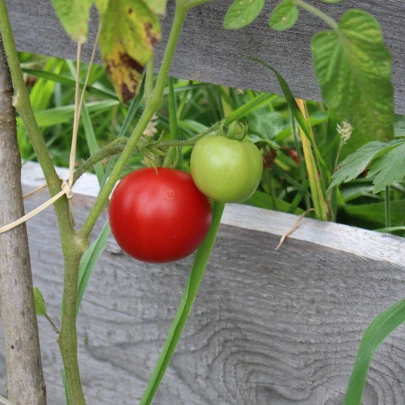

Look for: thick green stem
[140,201,226,405]
[294,0,338,30]
[73,139,128,184]
[58,240,87,405]
[80,5,188,239]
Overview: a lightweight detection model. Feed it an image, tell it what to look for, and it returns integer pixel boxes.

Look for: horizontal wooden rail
[6,0,405,112]
[0,162,404,404]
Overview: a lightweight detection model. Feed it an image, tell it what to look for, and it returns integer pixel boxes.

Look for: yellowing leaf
[99,0,161,103]
[142,0,167,15]
[50,0,93,43]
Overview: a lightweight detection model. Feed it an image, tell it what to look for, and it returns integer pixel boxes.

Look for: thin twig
[275,208,315,250]
[44,313,60,335]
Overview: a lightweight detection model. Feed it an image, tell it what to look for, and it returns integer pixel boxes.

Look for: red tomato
[109,168,212,263]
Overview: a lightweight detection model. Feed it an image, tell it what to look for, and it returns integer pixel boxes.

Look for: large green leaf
[367,141,405,192]
[343,200,405,226]
[329,140,405,190]
[312,10,394,140]
[50,0,93,43]
[99,0,161,102]
[223,0,265,29]
[344,299,405,405]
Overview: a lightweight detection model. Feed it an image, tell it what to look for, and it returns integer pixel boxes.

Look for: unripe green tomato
[190,135,263,203]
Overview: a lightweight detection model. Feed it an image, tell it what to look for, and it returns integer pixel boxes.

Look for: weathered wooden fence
[1,162,403,405]
[2,0,405,404]
[7,0,405,113]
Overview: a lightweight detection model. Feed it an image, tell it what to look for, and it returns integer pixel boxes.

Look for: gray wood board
[1,164,405,404]
[6,0,405,113]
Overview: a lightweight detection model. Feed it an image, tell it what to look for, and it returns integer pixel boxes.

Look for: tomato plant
[190,135,263,203]
[109,167,212,263]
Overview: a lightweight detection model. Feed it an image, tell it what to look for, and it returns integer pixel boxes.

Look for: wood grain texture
[0,38,47,404]
[0,164,405,404]
[5,0,405,112]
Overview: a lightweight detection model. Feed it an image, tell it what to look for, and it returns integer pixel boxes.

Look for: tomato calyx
[219,119,247,141]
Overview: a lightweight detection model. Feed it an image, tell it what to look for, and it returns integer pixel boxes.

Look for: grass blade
[76,221,111,316]
[22,68,118,100]
[81,103,105,185]
[139,201,225,405]
[247,57,328,172]
[16,100,119,128]
[296,99,328,220]
[62,369,70,405]
[225,93,276,124]
[344,299,405,405]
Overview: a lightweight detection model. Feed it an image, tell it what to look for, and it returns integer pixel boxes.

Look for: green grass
[18,52,405,235]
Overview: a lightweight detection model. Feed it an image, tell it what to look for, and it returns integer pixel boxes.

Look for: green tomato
[190,135,263,203]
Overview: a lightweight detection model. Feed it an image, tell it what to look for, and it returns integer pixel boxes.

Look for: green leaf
[312,10,394,139]
[50,0,93,43]
[77,221,111,316]
[140,202,225,405]
[394,114,405,137]
[367,141,405,192]
[33,287,46,316]
[143,0,167,14]
[343,200,405,226]
[94,0,110,13]
[99,0,161,102]
[223,0,265,29]
[182,0,214,8]
[329,140,404,190]
[245,191,304,215]
[343,299,405,405]
[269,0,299,31]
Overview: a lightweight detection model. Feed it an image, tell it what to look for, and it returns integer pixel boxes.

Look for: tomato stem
[293,0,338,30]
[80,3,189,239]
[145,55,154,104]
[139,201,226,405]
